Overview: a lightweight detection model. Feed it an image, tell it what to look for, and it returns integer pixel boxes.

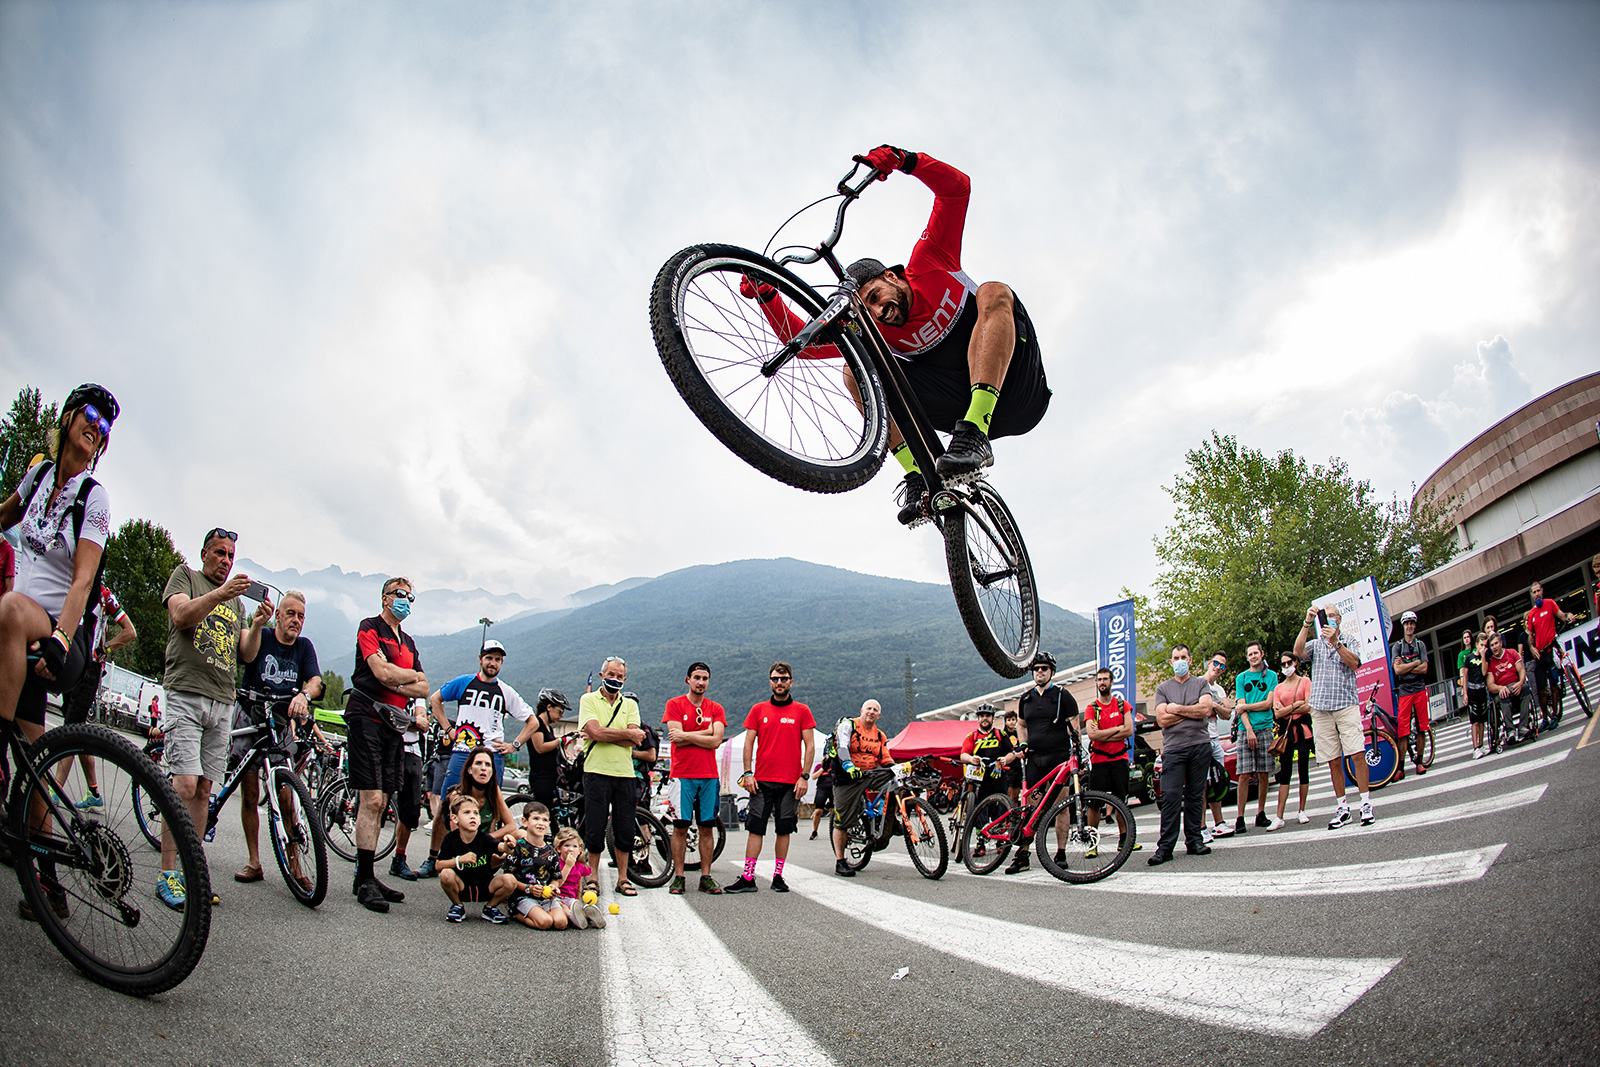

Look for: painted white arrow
[783,865,1397,1039]
[601,886,833,1067]
[1073,844,1506,896]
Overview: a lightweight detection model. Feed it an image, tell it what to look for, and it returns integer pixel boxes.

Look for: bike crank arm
[760,289,853,377]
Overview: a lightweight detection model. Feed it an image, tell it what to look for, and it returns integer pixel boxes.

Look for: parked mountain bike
[830,758,949,879]
[1342,686,1401,789]
[3,720,210,994]
[960,741,1136,884]
[650,160,1040,676]
[948,756,1006,865]
[132,690,328,907]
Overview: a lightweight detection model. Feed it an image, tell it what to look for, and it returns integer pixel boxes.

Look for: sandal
[615,881,638,896]
[234,864,264,883]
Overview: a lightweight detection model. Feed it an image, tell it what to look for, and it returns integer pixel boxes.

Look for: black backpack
[17,461,106,640]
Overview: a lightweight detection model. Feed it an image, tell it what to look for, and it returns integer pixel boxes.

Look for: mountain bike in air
[649,160,1040,676]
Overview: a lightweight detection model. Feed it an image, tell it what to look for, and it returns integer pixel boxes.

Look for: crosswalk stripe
[1216,784,1547,848]
[782,865,1398,1038]
[1073,845,1506,896]
[600,885,833,1066]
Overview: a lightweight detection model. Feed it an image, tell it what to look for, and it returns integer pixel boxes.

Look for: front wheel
[608,808,673,889]
[900,797,948,880]
[267,765,327,908]
[1036,790,1136,884]
[960,794,1018,875]
[12,723,211,995]
[1413,727,1435,768]
[943,482,1039,678]
[650,244,890,493]
[1572,673,1593,718]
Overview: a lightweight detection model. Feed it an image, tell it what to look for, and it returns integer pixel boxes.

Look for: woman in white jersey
[0,383,118,742]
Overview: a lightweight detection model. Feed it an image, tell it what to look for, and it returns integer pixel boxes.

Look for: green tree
[318,670,346,709]
[1128,433,1458,690]
[0,386,59,497]
[102,519,187,680]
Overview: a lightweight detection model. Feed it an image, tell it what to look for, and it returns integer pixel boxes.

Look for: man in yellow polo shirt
[578,655,646,895]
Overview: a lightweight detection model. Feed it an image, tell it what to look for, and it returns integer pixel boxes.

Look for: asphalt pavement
[1,713,1597,1067]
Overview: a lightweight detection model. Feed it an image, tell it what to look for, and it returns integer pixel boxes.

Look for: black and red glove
[37,631,70,678]
[738,275,779,303]
[853,144,918,179]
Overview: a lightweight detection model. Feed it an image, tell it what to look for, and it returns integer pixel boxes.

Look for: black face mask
[602,677,623,693]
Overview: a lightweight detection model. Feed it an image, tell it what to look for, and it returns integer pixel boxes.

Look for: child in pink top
[553,827,605,929]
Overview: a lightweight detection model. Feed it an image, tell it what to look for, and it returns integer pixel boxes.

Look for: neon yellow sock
[892,442,919,474]
[963,383,1000,434]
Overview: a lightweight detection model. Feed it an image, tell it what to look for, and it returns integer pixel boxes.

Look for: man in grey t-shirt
[1148,645,1215,865]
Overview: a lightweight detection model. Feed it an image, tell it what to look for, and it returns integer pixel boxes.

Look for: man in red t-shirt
[1082,669,1139,854]
[1525,580,1575,716]
[662,661,727,895]
[1485,634,1533,743]
[745,144,1051,525]
[725,663,815,895]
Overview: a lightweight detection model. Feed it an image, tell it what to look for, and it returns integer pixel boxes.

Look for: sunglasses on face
[81,404,113,438]
[1033,665,1052,672]
[769,676,791,683]
[386,590,414,602]
[1212,660,1226,669]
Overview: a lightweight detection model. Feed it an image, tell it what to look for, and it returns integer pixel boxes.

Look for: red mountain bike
[649,160,1040,676]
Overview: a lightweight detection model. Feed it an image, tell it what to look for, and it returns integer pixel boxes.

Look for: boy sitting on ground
[437,794,503,924]
[494,802,567,930]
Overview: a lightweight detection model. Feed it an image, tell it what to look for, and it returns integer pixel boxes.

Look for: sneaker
[1266,816,1285,832]
[1083,846,1098,860]
[389,855,418,881]
[723,876,758,894]
[1234,817,1248,836]
[75,791,104,811]
[585,902,607,929]
[445,903,465,923]
[568,902,588,929]
[480,904,507,924]
[415,857,438,878]
[1255,812,1272,828]
[1360,802,1375,826]
[1415,762,1427,775]
[895,469,929,527]
[1212,823,1235,838]
[808,830,818,840]
[356,879,390,913]
[1472,746,1486,760]
[1297,810,1309,824]
[698,875,723,894]
[1003,854,1030,875]
[669,875,687,895]
[1123,839,1143,852]
[156,870,186,911]
[1328,806,1352,830]
[833,860,856,878]
[934,420,994,481]
[1201,827,1213,844]
[17,888,69,922]
[770,874,790,893]
[1053,849,1067,865]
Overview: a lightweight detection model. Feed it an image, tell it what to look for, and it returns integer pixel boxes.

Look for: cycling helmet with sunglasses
[63,383,120,424]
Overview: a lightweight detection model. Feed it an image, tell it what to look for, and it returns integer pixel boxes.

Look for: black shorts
[1025,752,1068,793]
[396,752,425,829]
[745,780,799,837]
[1467,688,1488,724]
[17,615,92,726]
[426,755,450,797]
[1087,760,1129,800]
[346,712,402,793]
[902,296,1050,439]
[811,777,833,812]
[62,658,105,725]
[455,881,491,903]
[582,772,637,856]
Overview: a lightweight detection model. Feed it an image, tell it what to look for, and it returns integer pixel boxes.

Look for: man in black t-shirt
[1009,650,1080,874]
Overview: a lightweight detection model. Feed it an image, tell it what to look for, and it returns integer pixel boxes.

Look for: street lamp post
[479,616,494,649]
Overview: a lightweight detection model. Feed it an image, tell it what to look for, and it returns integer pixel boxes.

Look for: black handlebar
[774,160,885,271]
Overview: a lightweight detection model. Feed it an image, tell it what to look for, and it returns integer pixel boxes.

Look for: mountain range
[239,557,1094,735]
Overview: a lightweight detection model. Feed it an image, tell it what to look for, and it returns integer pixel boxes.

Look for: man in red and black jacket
[744,144,1052,525]
[347,575,429,912]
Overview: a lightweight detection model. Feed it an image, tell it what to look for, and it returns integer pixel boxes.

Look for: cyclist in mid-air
[745,144,1052,523]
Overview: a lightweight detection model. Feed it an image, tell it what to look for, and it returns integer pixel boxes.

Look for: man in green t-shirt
[1232,640,1279,835]
[577,655,646,896]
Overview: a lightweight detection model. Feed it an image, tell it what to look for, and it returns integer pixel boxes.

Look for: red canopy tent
[887,720,978,759]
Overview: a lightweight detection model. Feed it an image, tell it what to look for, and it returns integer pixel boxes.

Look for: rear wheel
[267,765,327,907]
[1347,730,1399,788]
[1413,727,1435,768]
[1035,790,1136,884]
[650,244,889,493]
[12,724,211,995]
[130,779,162,849]
[316,777,397,863]
[960,794,1017,875]
[942,482,1039,678]
[608,808,673,889]
[900,797,948,880]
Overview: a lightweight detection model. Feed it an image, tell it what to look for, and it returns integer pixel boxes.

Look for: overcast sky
[3,1,1596,621]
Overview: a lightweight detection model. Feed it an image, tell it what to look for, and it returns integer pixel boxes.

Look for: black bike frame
[1,728,98,871]
[205,693,299,834]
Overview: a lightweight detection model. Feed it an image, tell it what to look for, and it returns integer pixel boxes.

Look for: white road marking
[600,886,833,1067]
[1217,784,1548,849]
[1073,845,1506,896]
[783,866,1398,1039]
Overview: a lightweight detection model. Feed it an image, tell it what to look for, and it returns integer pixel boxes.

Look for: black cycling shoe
[1187,843,1213,856]
[354,879,389,913]
[834,859,856,878]
[934,421,993,482]
[370,877,405,903]
[896,470,929,527]
[1003,854,1031,875]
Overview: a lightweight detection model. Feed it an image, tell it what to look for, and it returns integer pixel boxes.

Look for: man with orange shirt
[829,699,896,878]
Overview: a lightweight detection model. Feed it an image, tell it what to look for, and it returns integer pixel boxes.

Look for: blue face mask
[602,676,624,692]
[1172,659,1190,678]
[390,596,412,620]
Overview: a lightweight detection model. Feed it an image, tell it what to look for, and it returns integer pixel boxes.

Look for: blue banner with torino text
[1096,599,1137,764]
